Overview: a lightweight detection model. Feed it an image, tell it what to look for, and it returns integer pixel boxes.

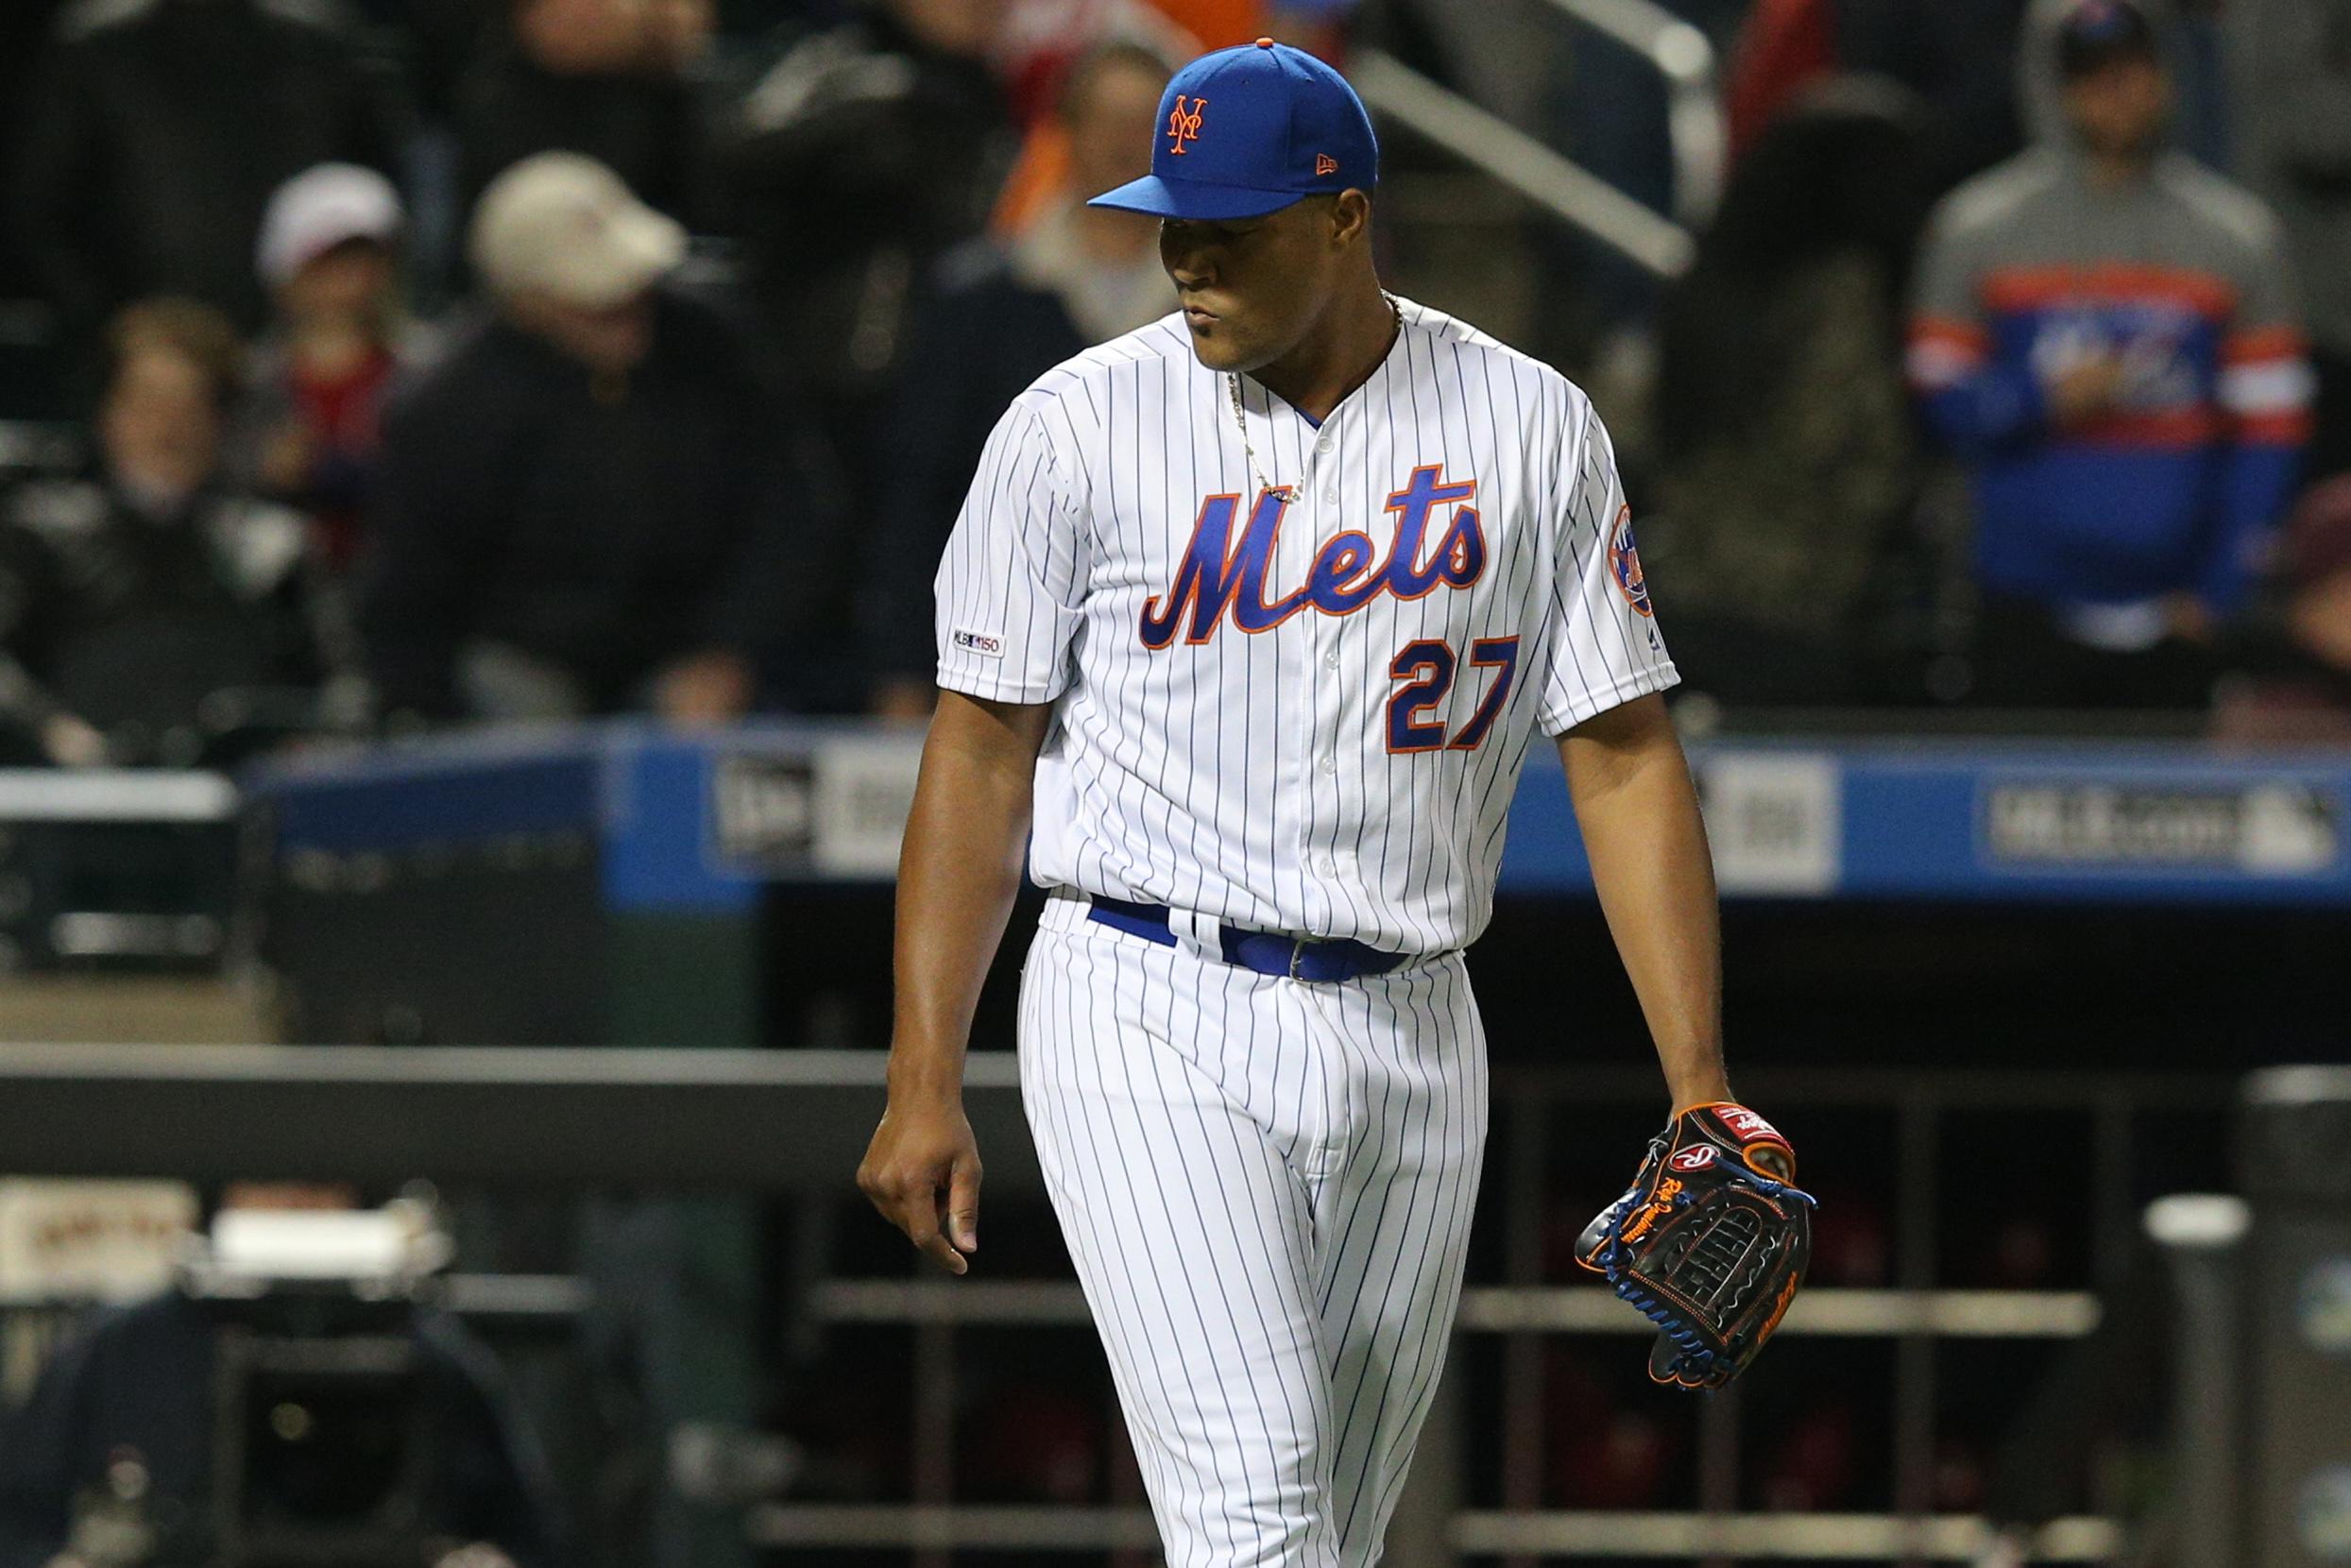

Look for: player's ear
[1330,190,1372,249]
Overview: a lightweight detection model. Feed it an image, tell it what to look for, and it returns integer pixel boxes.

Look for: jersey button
[1323,487,1338,504]
[1323,648,1339,670]
[1318,754,1337,774]
[1317,435,1335,453]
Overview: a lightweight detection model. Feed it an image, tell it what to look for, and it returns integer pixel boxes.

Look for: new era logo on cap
[1089,39,1379,222]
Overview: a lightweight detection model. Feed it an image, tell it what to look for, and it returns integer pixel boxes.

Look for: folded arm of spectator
[860,288,1005,696]
[359,377,514,725]
[1909,322,2056,455]
[697,369,850,716]
[1908,214,2052,454]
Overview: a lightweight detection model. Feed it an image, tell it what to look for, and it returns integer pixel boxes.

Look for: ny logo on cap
[1167,96,1207,155]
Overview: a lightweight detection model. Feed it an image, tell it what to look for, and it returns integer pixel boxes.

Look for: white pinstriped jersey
[934,298,1677,954]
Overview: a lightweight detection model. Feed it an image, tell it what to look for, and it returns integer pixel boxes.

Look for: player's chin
[1183,321,1252,373]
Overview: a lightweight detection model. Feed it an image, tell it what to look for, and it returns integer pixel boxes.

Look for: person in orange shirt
[992,0,1353,233]
[1146,0,1354,54]
[1142,0,1260,48]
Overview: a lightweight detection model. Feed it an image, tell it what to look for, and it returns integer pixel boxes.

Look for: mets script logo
[1141,466,1485,649]
[1167,95,1206,155]
[1609,504,1651,618]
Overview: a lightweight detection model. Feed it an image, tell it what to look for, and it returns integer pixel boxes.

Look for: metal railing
[1351,49,1697,279]
[0,1051,2227,1562]
[1347,0,1727,280]
[1537,0,1727,225]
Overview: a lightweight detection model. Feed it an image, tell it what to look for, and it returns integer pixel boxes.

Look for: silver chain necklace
[1226,293,1404,503]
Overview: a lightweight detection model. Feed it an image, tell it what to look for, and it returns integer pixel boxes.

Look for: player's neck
[1250,275,1400,425]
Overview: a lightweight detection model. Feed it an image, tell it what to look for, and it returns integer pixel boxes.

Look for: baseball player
[860,38,1793,1564]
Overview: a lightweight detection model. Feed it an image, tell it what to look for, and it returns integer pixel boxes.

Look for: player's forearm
[888,691,1048,1099]
[1559,696,1728,1111]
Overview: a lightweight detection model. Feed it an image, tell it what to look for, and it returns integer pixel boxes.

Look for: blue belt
[1084,896,1407,982]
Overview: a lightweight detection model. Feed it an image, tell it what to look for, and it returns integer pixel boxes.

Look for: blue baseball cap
[1087,38,1379,222]
[2057,0,2158,77]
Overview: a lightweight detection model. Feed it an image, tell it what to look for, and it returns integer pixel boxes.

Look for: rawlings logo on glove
[1575,1101,1814,1390]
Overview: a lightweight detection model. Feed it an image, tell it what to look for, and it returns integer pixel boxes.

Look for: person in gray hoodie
[1909,0,2311,708]
[2236,0,2351,481]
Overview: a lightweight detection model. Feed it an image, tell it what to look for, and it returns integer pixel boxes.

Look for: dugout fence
[0,1048,2234,1567]
[768,1065,2220,1567]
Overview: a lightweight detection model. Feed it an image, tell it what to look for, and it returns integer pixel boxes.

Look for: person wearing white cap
[466,151,688,382]
[360,152,840,726]
[239,163,426,573]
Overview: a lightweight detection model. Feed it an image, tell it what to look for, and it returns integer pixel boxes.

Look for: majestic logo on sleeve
[1166,96,1207,155]
[1140,466,1486,649]
[1609,504,1652,618]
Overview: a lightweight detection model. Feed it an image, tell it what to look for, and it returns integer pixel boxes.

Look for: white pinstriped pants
[1018,894,1490,1566]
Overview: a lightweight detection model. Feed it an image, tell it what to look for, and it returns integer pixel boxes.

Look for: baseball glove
[1575,1100,1815,1390]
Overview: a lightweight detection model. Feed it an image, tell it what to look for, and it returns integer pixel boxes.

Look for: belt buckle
[1288,939,1309,981]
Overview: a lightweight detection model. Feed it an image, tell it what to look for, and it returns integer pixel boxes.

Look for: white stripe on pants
[1018,894,1490,1566]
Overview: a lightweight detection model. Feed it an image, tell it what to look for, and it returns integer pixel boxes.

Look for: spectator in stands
[861,41,1171,714]
[1645,80,1929,707]
[719,0,1018,706]
[1117,0,1358,54]
[362,153,838,725]
[2010,0,2231,180]
[721,0,1018,480]
[0,300,355,769]
[456,0,714,226]
[11,0,401,338]
[2213,475,2351,741]
[0,1183,559,1568]
[237,164,433,577]
[0,0,70,300]
[1727,0,2033,196]
[1907,0,2311,710]
[2238,0,2351,483]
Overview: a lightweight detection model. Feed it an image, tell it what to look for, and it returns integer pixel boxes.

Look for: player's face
[1160,197,1351,375]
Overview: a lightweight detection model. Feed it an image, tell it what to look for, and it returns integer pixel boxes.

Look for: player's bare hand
[858,1094,982,1275]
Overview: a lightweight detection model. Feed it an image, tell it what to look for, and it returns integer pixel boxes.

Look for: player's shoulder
[1926,148,2065,244]
[1022,313,1195,397]
[2152,153,2285,259]
[1396,297,1589,425]
[996,314,1197,438]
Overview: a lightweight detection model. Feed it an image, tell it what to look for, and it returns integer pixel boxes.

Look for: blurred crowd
[1645,0,2349,737]
[0,0,2343,767]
